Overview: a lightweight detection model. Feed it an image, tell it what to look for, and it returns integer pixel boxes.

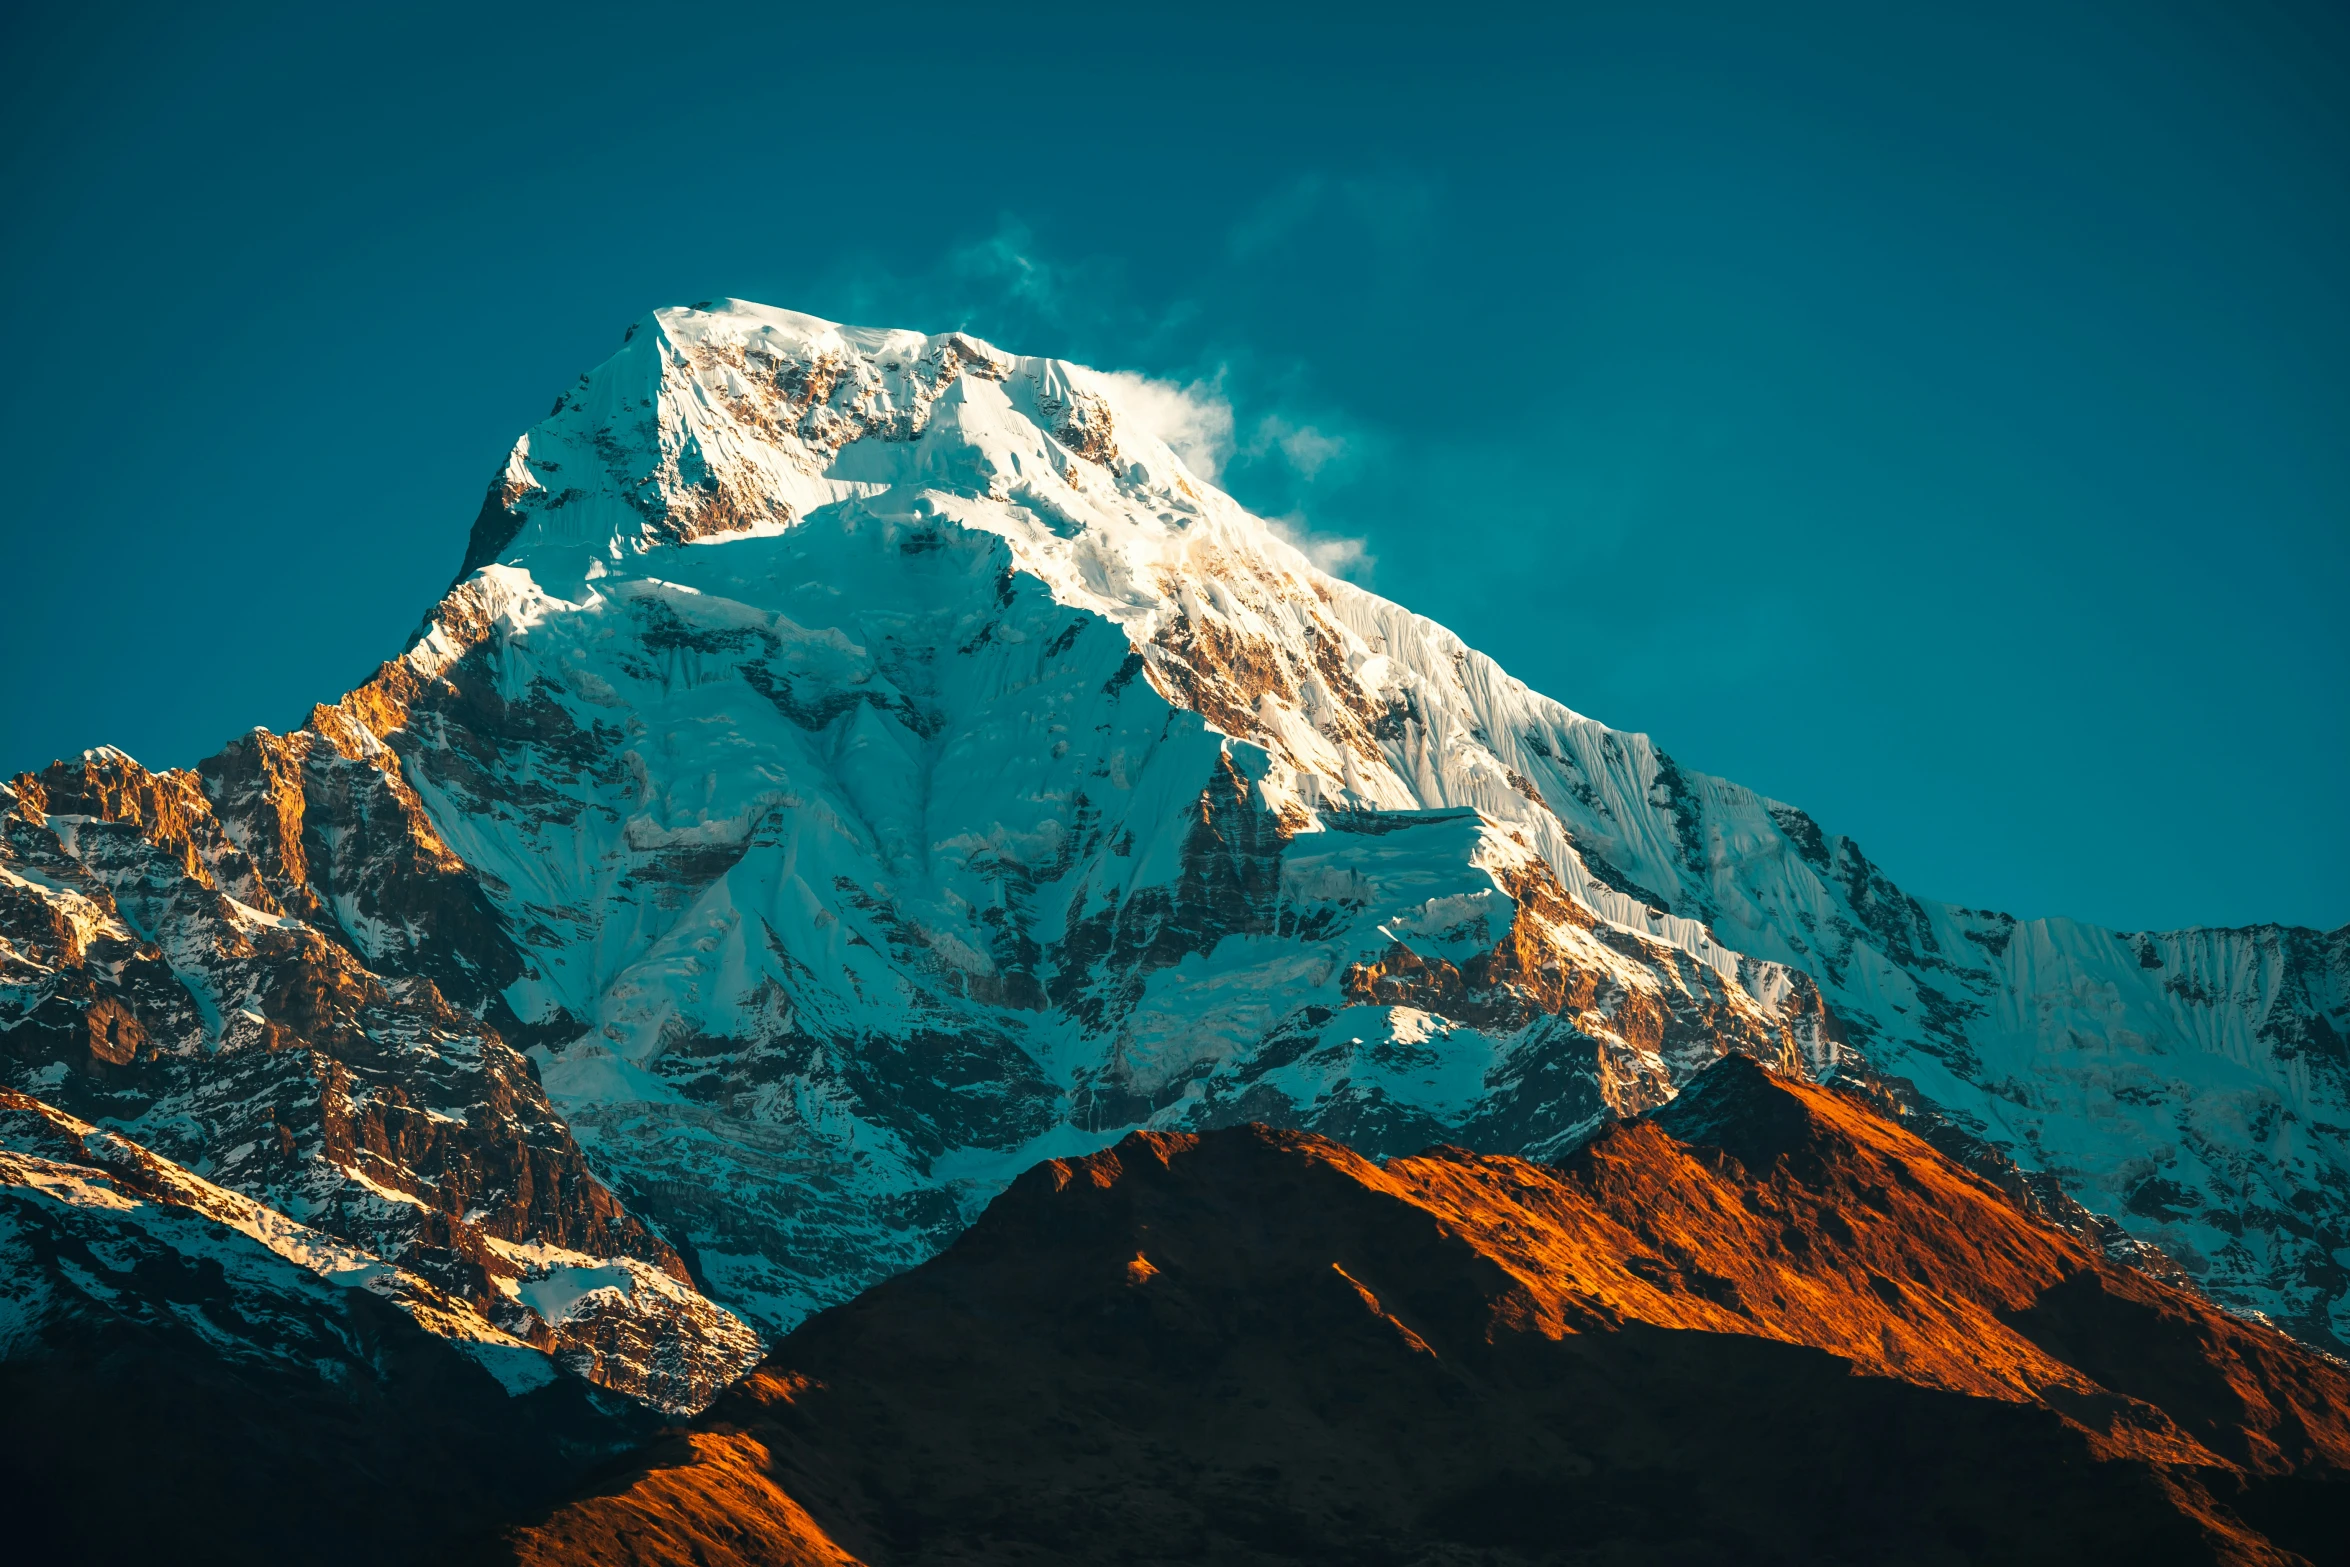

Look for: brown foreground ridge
[501,1055,2350,1567]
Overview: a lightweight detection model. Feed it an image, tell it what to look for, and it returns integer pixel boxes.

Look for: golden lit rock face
[504,1059,2350,1567]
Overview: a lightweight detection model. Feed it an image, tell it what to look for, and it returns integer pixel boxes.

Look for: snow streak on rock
[1,1086,555,1385]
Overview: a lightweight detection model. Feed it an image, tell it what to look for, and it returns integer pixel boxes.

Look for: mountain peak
[1640,1049,1842,1169]
[457,297,1224,594]
[30,293,2347,1356]
[10,295,2347,1456]
[10,292,2350,1560]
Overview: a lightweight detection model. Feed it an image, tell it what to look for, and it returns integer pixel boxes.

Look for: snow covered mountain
[4,299,2343,1361]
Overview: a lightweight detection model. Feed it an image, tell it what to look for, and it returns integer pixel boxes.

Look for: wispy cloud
[1268,512,1375,581]
[810,217,1201,368]
[1226,173,1438,263]
[1246,415,1346,478]
[938,226,1060,316]
[1083,368,1373,580]
[1092,369,1236,480]
[1094,376,1359,495]
[801,219,1382,580]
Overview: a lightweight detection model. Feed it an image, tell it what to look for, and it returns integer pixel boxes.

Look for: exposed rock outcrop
[0,746,759,1411]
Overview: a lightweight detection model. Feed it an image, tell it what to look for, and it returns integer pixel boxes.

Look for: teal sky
[3,1,2343,932]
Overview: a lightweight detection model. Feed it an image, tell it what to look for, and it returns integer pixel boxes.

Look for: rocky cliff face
[4,297,2343,1362]
[502,1058,2350,1567]
[0,741,759,1412]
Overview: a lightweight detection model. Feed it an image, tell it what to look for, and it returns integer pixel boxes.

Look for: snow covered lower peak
[11,299,2346,1364]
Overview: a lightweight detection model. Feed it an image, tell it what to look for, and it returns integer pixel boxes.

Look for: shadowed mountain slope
[504,1056,2350,1567]
[0,1092,662,1567]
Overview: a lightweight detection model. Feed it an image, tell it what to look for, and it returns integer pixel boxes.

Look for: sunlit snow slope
[11,300,2345,1356]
